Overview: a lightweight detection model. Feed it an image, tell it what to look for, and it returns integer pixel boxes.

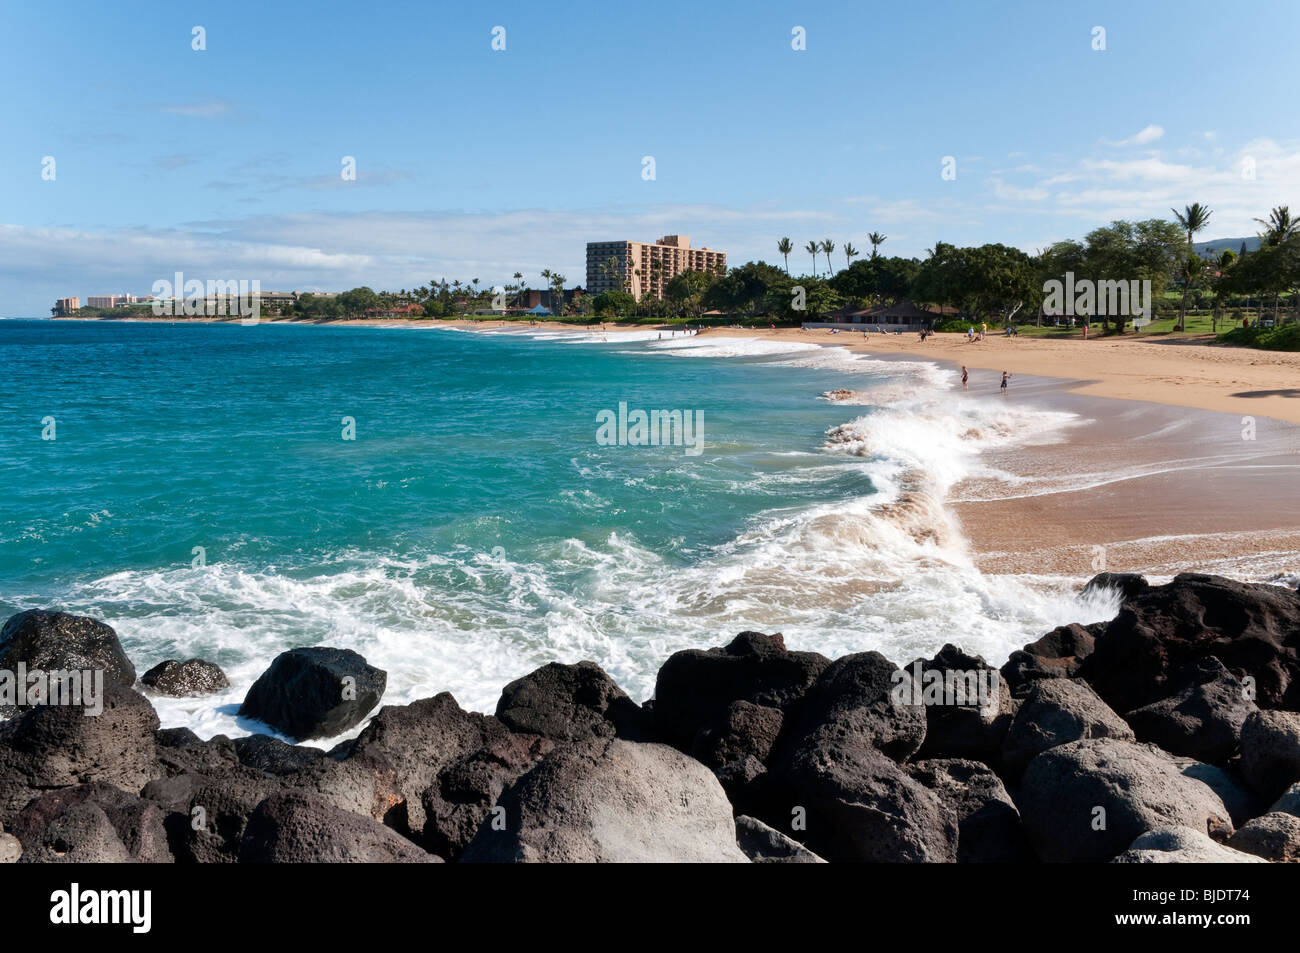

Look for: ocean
[0,319,1119,742]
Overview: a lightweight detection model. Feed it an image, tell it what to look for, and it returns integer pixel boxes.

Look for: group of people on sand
[960,365,1012,394]
[966,322,989,342]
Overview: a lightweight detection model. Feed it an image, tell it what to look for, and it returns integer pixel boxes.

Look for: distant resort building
[586,235,726,300]
[53,296,80,315]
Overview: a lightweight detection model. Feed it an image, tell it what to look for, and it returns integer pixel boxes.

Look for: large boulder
[914,645,1014,760]
[141,658,228,697]
[653,632,828,748]
[461,740,748,863]
[495,661,647,742]
[0,685,158,826]
[239,647,386,741]
[1018,739,1233,863]
[239,791,435,863]
[1174,760,1262,828]
[10,783,172,863]
[1113,826,1266,863]
[1239,709,1300,798]
[908,758,1030,863]
[767,724,957,863]
[1080,574,1300,711]
[1001,679,1133,776]
[1124,657,1257,763]
[1226,812,1300,862]
[784,651,927,763]
[0,610,136,693]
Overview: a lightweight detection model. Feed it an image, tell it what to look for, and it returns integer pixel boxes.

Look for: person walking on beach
[1000,371,1011,394]
[981,322,988,341]
[961,365,968,389]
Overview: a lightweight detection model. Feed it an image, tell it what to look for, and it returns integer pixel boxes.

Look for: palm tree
[868,232,887,259]
[777,237,793,274]
[513,272,525,307]
[822,240,835,276]
[1171,203,1212,330]
[843,243,858,269]
[1254,205,1298,246]
[804,241,819,277]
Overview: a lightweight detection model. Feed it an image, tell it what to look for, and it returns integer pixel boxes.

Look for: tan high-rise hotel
[586,235,726,300]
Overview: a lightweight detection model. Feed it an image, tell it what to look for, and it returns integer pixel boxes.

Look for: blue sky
[2,0,1298,314]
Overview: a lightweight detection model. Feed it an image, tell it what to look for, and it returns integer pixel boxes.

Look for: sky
[2,0,1298,315]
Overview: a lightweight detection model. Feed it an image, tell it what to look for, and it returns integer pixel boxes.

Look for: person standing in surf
[961,366,968,389]
[1000,371,1011,394]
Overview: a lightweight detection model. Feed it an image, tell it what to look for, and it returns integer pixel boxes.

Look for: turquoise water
[0,319,1111,738]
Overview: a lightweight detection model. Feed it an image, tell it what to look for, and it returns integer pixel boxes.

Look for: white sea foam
[52,335,1146,744]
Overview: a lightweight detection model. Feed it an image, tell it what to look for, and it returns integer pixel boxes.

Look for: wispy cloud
[157,100,232,118]
[1104,124,1165,146]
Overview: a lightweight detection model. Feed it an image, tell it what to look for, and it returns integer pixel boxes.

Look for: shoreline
[49,314,1300,425]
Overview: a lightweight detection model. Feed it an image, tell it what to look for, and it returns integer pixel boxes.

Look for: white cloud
[1105,124,1165,146]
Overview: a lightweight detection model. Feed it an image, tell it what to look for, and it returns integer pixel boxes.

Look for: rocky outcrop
[141,658,229,697]
[1081,573,1300,712]
[238,647,386,741]
[5,574,1300,864]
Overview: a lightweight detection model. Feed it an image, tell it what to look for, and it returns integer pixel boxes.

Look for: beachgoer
[961,366,968,388]
[1000,371,1011,393]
